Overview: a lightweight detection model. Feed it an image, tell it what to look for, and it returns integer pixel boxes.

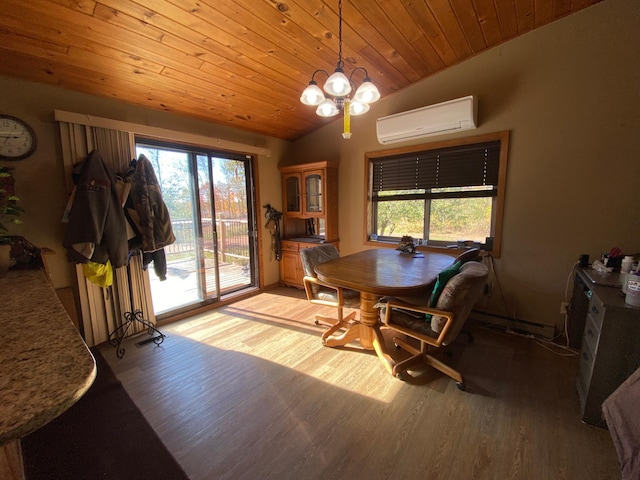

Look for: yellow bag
[82,260,113,288]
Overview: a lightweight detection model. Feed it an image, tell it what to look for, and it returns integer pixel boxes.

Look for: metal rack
[108,260,165,358]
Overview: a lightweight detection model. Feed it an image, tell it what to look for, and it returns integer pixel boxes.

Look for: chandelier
[299,0,380,139]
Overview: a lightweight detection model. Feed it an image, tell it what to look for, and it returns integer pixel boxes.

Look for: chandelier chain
[299,0,380,136]
[337,0,343,69]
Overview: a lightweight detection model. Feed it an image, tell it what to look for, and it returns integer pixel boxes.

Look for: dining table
[314,248,455,374]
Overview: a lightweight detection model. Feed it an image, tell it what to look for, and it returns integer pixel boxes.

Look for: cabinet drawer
[281,241,300,252]
[587,294,605,331]
[582,313,600,355]
[576,340,596,409]
[578,339,596,377]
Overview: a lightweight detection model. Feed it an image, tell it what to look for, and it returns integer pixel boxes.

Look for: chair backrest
[300,244,340,293]
[454,247,480,265]
[434,261,488,345]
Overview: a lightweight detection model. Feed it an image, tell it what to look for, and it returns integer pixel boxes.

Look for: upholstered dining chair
[300,244,360,344]
[393,248,481,307]
[453,247,481,265]
[382,260,488,390]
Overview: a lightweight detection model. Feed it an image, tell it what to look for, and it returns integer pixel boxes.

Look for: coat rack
[108,254,165,358]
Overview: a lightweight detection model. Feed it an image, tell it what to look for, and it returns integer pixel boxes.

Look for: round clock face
[0,115,37,160]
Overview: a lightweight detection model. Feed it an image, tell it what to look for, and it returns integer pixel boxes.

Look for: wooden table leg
[322,291,396,375]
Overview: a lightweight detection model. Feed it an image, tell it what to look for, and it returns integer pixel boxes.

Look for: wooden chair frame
[383,300,466,389]
[303,275,357,345]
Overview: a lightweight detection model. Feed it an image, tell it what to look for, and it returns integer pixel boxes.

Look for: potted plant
[0,166,23,274]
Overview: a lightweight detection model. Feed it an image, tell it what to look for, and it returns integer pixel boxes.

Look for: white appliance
[376,95,477,145]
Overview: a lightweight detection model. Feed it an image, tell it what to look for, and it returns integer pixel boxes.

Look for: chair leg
[391,354,424,378]
[424,354,464,388]
[393,336,420,356]
[314,314,336,327]
[314,310,356,327]
[391,337,424,379]
[393,336,466,389]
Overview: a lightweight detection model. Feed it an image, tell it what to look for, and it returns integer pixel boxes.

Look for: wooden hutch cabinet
[278,161,339,288]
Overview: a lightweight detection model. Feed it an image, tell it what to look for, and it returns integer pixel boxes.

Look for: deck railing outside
[166,218,250,265]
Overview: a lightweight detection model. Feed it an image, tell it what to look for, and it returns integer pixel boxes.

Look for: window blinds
[372,140,500,193]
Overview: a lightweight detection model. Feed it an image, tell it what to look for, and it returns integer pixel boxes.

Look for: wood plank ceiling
[0,0,602,141]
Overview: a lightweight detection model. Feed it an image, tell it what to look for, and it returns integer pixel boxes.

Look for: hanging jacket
[127,154,175,253]
[63,150,128,268]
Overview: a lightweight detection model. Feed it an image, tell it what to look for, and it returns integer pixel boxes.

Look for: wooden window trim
[363,131,510,258]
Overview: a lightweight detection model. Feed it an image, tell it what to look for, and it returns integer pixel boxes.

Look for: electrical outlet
[560,302,569,315]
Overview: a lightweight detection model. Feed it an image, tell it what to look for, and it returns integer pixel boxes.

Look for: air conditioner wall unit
[376,95,477,145]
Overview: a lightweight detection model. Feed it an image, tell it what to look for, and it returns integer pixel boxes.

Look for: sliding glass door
[135,140,258,317]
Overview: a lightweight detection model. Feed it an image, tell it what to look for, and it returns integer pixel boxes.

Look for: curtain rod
[53,110,272,157]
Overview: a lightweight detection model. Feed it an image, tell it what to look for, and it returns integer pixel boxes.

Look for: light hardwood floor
[100,287,620,480]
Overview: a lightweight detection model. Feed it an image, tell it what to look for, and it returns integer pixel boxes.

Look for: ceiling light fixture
[299,0,380,139]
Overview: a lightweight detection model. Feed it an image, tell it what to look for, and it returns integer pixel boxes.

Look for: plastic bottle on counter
[622,273,631,294]
[625,272,640,307]
[621,255,635,273]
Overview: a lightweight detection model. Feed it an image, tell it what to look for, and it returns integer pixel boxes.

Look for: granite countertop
[0,269,96,446]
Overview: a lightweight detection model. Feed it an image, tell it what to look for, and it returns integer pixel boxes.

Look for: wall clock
[0,114,37,160]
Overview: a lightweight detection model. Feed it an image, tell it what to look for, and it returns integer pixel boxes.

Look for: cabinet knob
[582,352,589,361]
[587,328,593,337]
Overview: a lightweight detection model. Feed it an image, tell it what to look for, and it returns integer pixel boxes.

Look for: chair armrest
[384,299,454,346]
[303,276,346,306]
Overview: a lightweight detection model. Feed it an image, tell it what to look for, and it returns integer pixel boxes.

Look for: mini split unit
[376,95,478,145]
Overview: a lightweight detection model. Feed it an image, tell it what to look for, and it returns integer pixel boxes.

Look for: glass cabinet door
[284,174,301,213]
[304,173,322,213]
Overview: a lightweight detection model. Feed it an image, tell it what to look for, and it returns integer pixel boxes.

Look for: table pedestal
[322,291,396,374]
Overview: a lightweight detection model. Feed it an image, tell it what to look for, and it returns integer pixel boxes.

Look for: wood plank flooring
[100,287,620,480]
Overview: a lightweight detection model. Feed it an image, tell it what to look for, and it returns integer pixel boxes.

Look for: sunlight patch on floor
[162,305,405,404]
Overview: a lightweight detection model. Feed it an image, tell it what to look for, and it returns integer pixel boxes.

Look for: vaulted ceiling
[0,0,602,141]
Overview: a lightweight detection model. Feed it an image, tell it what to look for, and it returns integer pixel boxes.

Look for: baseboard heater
[469,310,556,339]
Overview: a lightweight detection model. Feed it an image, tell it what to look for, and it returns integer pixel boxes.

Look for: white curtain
[58,122,156,346]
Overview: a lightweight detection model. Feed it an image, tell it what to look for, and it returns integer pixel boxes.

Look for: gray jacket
[63,150,128,268]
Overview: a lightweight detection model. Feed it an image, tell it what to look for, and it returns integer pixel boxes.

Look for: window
[366,131,509,256]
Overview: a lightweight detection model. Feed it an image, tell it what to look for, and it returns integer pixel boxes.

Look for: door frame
[135,136,263,319]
